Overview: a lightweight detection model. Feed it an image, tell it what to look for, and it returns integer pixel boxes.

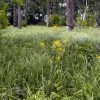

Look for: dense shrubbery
[0,0,8,29]
[50,14,66,26]
[76,12,96,27]
[0,10,8,29]
[0,28,100,99]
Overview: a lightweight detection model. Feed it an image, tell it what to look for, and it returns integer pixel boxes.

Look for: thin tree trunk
[13,4,17,27]
[18,5,21,29]
[66,0,74,31]
[25,0,28,24]
[83,0,88,21]
[47,0,50,27]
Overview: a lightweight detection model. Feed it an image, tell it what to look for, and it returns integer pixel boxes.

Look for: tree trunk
[47,0,50,27]
[66,0,74,31]
[18,5,21,29]
[25,0,28,24]
[13,4,18,27]
[83,0,88,21]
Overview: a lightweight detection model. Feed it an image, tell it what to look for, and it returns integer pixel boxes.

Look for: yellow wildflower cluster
[39,42,45,48]
[52,40,65,62]
[53,25,58,32]
[52,40,62,48]
[96,56,100,59]
[39,39,69,63]
[56,47,64,52]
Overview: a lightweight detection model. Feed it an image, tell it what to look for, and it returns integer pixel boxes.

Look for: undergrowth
[0,27,100,100]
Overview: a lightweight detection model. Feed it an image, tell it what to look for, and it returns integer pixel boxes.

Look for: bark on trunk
[25,0,28,24]
[18,5,21,29]
[67,0,74,31]
[13,4,18,27]
[47,0,50,27]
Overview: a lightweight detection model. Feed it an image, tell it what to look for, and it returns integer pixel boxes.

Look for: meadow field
[0,26,100,100]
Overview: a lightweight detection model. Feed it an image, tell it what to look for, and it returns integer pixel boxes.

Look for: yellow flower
[52,40,62,48]
[40,42,45,48]
[56,47,64,53]
[96,56,100,59]
[53,25,58,32]
[55,56,61,62]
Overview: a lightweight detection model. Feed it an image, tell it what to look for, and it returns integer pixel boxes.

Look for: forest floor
[0,26,100,99]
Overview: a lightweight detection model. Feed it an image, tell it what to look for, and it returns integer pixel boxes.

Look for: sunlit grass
[1,26,100,42]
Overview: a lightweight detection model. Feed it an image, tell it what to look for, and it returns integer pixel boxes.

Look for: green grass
[0,26,100,100]
[1,26,100,41]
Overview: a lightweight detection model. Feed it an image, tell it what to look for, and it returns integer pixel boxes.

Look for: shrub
[59,17,66,26]
[21,20,27,27]
[50,14,61,26]
[50,14,66,26]
[76,12,96,27]
[0,10,8,29]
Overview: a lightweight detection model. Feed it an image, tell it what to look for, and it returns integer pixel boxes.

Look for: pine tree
[47,0,50,27]
[0,0,8,29]
[66,0,74,31]
[12,0,24,28]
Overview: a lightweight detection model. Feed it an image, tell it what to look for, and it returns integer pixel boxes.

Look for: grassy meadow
[0,26,100,100]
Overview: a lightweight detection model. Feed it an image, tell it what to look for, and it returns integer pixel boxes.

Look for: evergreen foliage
[0,0,8,29]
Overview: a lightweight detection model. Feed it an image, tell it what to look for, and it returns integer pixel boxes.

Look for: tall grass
[0,26,100,100]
